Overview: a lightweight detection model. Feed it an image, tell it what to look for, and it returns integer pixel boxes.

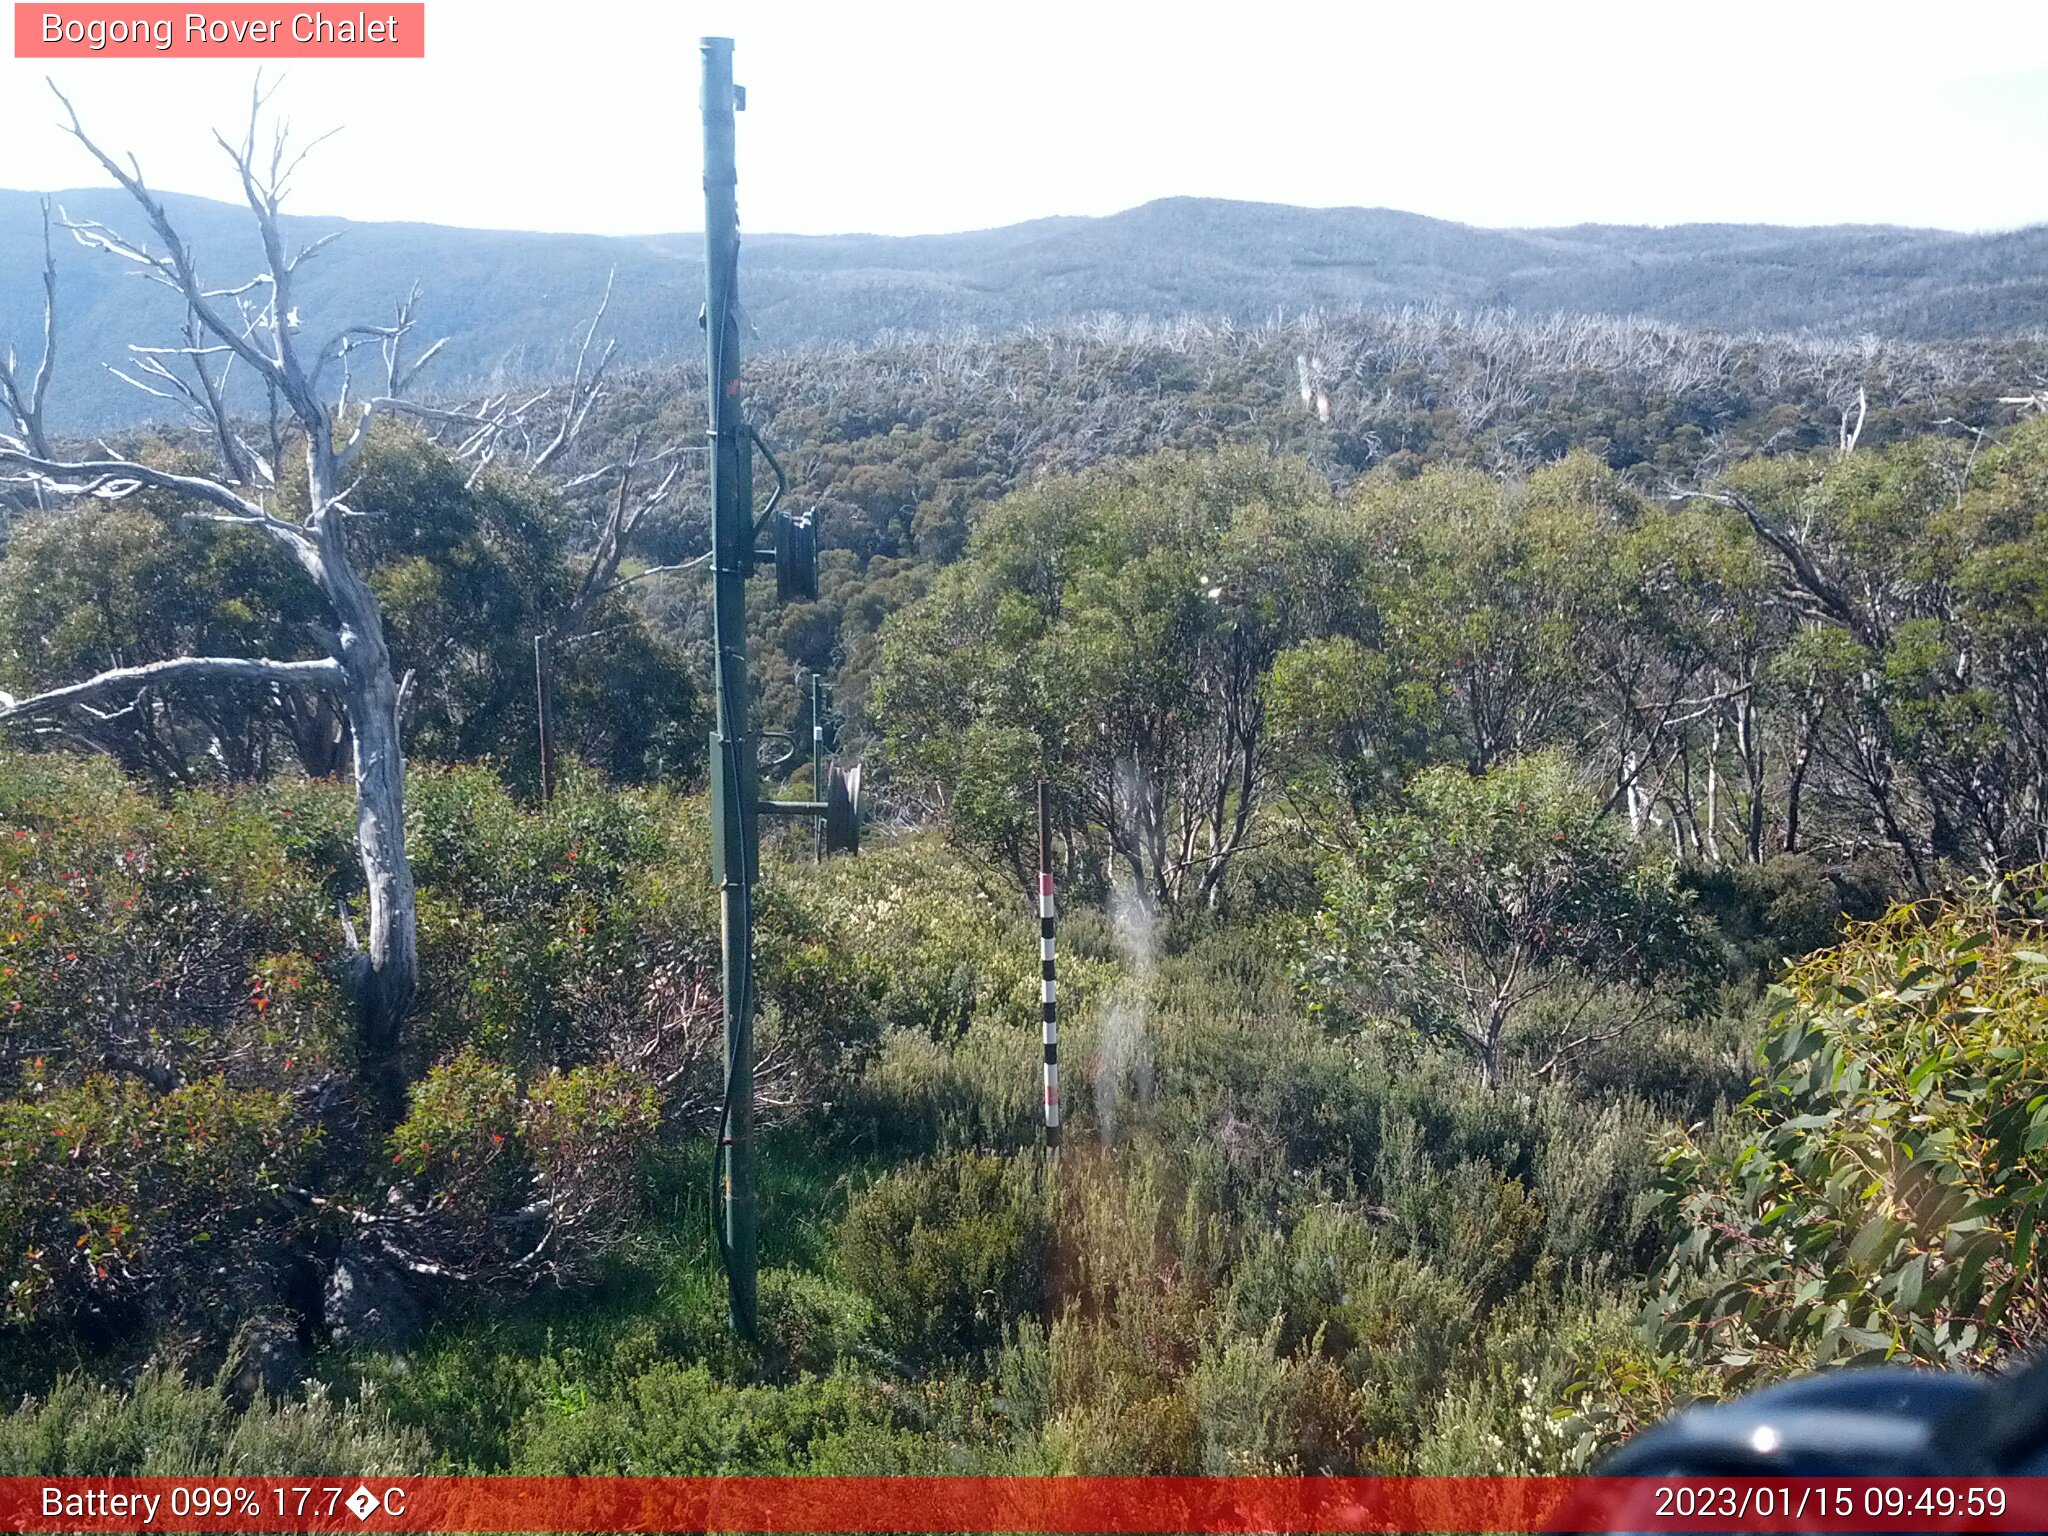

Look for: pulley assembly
[824,762,861,854]
[774,506,818,603]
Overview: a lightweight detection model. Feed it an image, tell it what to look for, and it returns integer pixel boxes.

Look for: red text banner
[4,1476,2048,1533]
[14,5,424,58]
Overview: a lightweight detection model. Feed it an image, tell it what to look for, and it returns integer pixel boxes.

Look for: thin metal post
[812,673,826,864]
[702,33,756,1339]
[534,633,555,804]
[1038,780,1060,1152]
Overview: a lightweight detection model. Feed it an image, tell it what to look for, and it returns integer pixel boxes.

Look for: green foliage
[383,1051,658,1281]
[1653,872,2048,1382]
[1682,852,1895,981]
[509,1361,885,1474]
[325,431,702,787]
[401,762,873,1107]
[0,425,700,791]
[0,754,347,1071]
[874,448,1367,907]
[1414,1296,1679,1475]
[1307,752,1698,1085]
[0,1372,431,1475]
[1222,1212,1472,1459]
[0,1073,314,1330]
[1268,635,1437,814]
[0,754,873,1371]
[798,838,1085,1039]
[843,1023,1044,1156]
[1346,461,1606,775]
[0,755,344,1333]
[0,493,317,782]
[1189,1319,1364,1473]
[835,1152,1056,1367]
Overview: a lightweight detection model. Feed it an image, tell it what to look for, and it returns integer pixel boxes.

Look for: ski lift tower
[701,35,861,1339]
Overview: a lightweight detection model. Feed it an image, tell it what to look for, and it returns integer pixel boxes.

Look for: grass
[341,1124,888,1469]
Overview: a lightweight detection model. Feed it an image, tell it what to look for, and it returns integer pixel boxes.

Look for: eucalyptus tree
[1687,425,2048,884]
[1307,752,1697,1088]
[875,448,1369,909]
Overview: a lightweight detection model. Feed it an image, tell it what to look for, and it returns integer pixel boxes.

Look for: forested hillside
[5,184,2047,429]
[7,137,2048,1479]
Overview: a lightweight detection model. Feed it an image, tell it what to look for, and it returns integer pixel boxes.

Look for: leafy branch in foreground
[1651,872,2048,1381]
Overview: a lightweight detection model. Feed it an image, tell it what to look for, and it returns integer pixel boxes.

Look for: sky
[3,0,2048,237]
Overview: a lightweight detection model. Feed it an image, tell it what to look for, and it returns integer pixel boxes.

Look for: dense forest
[5,126,2048,1479]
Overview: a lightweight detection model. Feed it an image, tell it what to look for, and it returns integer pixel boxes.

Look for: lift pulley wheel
[824,762,862,854]
[776,507,819,603]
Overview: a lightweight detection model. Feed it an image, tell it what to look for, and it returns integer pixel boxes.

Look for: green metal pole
[702,34,756,1339]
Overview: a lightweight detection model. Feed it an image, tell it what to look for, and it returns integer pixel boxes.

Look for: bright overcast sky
[4,0,2048,236]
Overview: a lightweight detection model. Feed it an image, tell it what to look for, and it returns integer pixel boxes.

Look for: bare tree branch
[1676,483,1869,643]
[49,84,290,397]
[531,268,618,471]
[0,440,311,544]
[0,655,344,721]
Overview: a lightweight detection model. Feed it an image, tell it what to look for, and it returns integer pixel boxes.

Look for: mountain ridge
[4,188,2045,430]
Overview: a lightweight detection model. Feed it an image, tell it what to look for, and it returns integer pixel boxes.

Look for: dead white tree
[1836,383,1868,457]
[0,197,59,530]
[379,267,616,488]
[0,197,57,464]
[0,84,436,1084]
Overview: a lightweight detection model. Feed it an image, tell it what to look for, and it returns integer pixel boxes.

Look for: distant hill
[4,188,2047,431]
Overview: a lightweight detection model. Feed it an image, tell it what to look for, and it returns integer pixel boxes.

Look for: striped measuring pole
[1037,780,1061,1151]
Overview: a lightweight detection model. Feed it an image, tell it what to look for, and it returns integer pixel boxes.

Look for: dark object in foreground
[1603,1369,1995,1477]
[1598,1355,2048,1496]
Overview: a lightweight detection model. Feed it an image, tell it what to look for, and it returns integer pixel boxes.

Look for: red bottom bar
[5,1476,2046,1533]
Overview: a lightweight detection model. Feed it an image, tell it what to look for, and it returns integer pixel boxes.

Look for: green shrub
[1653,873,2048,1381]
[756,1268,876,1376]
[1306,752,1699,1087]
[1041,1387,1202,1474]
[1222,1207,1473,1457]
[1,1073,316,1331]
[1415,1296,1690,1475]
[0,1372,430,1475]
[1064,1141,1227,1312]
[842,1023,1043,1155]
[382,1050,659,1284]
[507,1361,882,1474]
[835,1152,1055,1367]
[0,754,877,1372]
[1682,852,1894,981]
[0,755,349,1096]
[1189,1320,1363,1474]
[800,840,1045,1037]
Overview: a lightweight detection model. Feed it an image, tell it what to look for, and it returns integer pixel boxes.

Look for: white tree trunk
[0,86,431,1090]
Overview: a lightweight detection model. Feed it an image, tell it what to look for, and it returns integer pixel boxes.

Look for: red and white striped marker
[1037,781,1060,1150]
